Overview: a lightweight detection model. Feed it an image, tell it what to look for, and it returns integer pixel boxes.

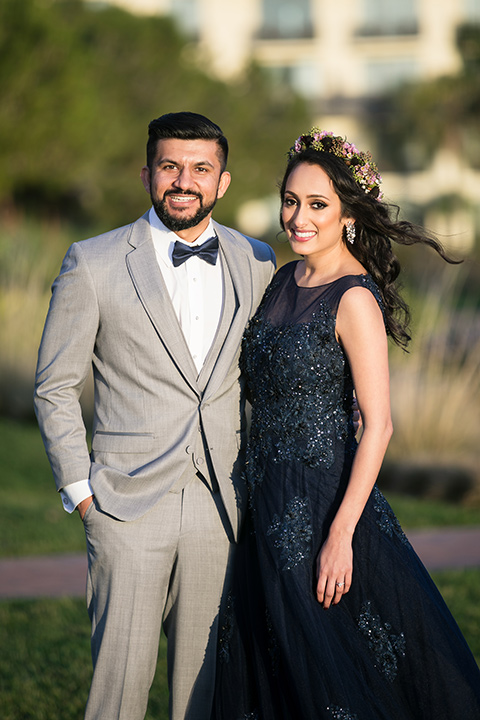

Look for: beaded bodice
[241,262,382,483]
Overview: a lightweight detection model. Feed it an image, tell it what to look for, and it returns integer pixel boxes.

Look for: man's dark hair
[146,112,228,171]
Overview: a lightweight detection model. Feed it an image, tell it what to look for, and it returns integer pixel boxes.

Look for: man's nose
[172,167,193,189]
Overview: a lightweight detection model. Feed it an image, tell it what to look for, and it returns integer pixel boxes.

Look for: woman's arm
[316,286,393,608]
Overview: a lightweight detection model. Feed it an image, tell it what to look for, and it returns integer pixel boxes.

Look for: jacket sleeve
[34,242,99,491]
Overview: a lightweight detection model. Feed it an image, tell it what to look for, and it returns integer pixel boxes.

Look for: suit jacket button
[197,457,204,465]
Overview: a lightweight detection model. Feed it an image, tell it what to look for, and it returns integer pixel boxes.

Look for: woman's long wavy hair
[279,149,459,349]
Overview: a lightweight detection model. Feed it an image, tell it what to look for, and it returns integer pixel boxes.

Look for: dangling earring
[345,221,356,245]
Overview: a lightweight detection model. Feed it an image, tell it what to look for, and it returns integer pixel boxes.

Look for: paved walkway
[1,527,480,600]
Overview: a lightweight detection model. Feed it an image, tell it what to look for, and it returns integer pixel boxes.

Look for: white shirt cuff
[60,479,94,514]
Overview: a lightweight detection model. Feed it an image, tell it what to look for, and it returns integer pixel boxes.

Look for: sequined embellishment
[267,496,312,570]
[373,487,409,545]
[218,591,235,664]
[326,706,359,720]
[239,712,259,720]
[357,601,406,681]
[243,305,354,492]
[240,272,384,500]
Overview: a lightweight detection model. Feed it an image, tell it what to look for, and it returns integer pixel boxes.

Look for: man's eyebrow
[157,157,215,168]
[193,160,215,168]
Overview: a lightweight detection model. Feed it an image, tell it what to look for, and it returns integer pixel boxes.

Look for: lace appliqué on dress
[357,601,406,681]
[373,487,409,545]
[326,706,359,720]
[242,272,383,501]
[243,304,356,498]
[267,496,313,570]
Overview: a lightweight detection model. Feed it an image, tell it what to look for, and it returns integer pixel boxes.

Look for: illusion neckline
[292,264,368,290]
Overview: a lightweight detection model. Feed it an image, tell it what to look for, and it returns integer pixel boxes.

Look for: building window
[359,0,418,36]
[265,61,319,97]
[170,0,199,38]
[365,58,418,94]
[464,0,480,23]
[259,0,313,39]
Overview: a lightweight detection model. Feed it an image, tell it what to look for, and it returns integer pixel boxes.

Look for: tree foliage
[0,0,308,229]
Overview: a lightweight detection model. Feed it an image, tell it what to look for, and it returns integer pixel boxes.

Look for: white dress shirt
[149,207,223,372]
[60,207,224,512]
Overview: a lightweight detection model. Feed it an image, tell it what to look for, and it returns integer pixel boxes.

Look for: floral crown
[288,127,383,200]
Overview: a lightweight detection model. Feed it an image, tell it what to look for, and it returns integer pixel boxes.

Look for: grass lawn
[0,419,86,557]
[382,490,480,529]
[1,418,480,558]
[1,419,479,716]
[0,571,478,719]
[0,598,169,720]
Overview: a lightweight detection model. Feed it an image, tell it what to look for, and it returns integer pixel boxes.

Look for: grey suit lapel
[125,215,199,393]
[196,253,237,393]
[201,225,254,402]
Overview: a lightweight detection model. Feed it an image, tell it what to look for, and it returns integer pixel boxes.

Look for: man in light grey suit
[34,112,276,720]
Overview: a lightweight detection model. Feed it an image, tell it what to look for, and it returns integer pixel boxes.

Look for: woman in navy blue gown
[212,129,480,719]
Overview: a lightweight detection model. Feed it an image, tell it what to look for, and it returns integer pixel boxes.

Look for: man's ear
[140,166,151,194]
[217,171,231,200]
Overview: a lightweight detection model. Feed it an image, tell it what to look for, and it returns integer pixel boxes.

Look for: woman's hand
[316,531,353,609]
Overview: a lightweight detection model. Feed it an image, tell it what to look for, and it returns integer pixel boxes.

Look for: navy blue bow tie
[171,235,219,267]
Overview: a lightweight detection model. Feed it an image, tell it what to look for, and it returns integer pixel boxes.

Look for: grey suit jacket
[34,212,276,539]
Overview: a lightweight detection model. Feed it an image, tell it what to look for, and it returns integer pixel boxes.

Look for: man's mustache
[163,189,202,201]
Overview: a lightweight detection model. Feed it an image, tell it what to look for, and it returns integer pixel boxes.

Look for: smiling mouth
[163,194,202,213]
[291,229,316,242]
[168,194,198,203]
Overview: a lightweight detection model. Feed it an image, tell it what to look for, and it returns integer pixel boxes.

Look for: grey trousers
[82,477,234,720]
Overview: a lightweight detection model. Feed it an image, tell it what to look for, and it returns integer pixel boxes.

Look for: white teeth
[170,195,196,202]
[294,230,315,238]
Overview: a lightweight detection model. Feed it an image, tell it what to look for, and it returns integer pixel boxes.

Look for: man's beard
[152,190,218,232]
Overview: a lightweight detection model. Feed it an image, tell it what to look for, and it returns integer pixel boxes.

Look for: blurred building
[87,0,480,248]
[87,0,479,92]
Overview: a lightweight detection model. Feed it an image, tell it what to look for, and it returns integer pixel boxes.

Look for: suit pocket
[92,431,155,453]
